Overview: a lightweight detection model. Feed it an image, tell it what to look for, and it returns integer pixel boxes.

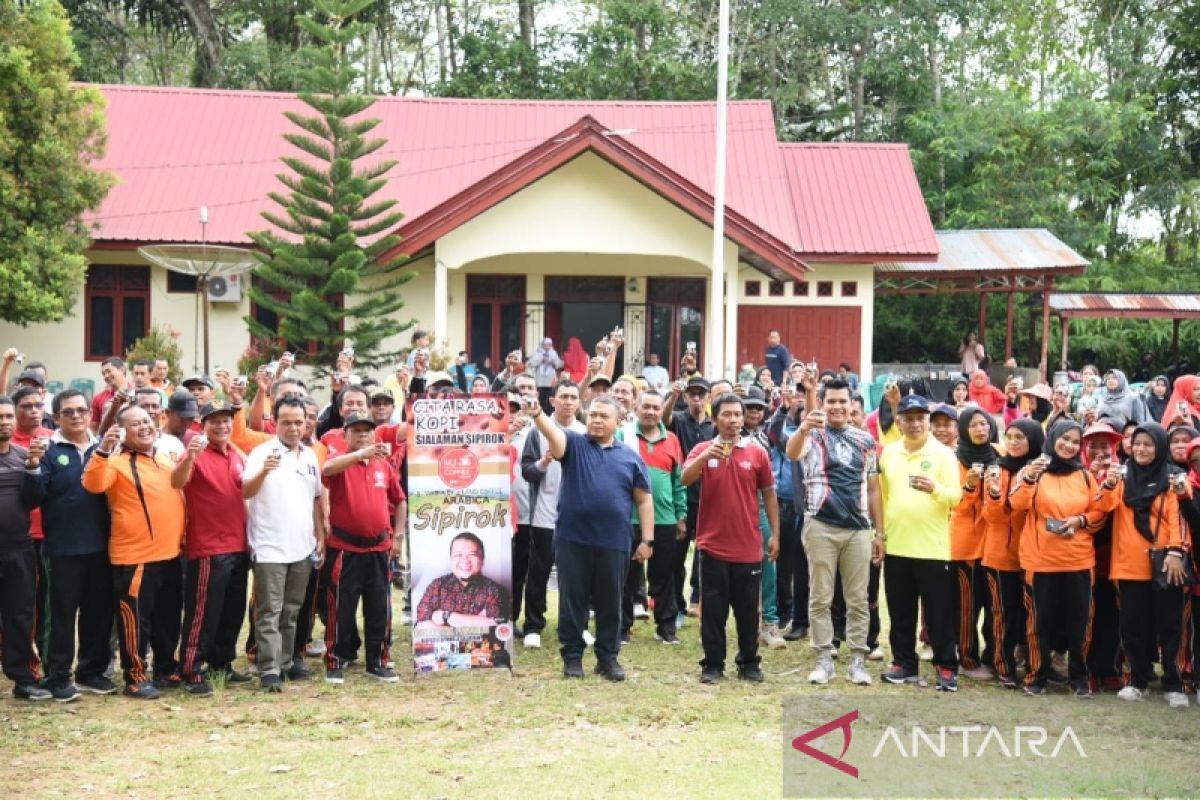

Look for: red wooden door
[737,305,862,373]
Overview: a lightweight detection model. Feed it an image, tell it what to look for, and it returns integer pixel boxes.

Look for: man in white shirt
[641,353,671,394]
[243,397,326,692]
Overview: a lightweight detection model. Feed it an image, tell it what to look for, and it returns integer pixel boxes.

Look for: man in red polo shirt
[682,392,779,685]
[320,412,406,684]
[172,401,254,695]
[12,385,54,657]
[89,357,127,432]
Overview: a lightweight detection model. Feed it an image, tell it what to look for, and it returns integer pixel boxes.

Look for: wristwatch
[641,540,654,547]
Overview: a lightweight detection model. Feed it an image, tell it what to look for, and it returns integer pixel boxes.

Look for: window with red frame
[85,265,150,360]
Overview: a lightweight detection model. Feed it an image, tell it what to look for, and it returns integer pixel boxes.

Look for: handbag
[1149,497,1197,588]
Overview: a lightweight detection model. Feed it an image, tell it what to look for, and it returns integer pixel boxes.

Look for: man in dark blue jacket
[36,390,114,702]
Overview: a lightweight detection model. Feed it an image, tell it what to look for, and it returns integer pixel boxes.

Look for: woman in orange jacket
[1010,420,1118,697]
[1110,422,1191,706]
[951,407,1000,679]
[1081,421,1125,691]
[981,418,1043,688]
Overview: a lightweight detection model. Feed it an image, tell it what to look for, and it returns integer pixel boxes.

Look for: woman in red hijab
[562,337,589,384]
[968,370,1007,414]
[1081,421,1125,692]
[1159,374,1200,429]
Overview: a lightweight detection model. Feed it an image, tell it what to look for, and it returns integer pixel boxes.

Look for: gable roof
[780,143,938,261]
[84,84,935,268]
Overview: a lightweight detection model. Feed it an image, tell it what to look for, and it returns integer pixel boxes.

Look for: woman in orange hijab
[968,370,1007,414]
[1159,374,1200,429]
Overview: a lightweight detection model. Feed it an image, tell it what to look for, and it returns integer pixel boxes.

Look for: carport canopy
[1050,292,1200,369]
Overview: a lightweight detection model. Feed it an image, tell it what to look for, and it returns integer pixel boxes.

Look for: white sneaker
[759,624,787,650]
[866,646,884,661]
[1118,685,1144,702]
[633,603,649,620]
[1165,691,1189,708]
[582,630,595,647]
[523,632,541,649]
[808,653,835,685]
[847,655,872,685]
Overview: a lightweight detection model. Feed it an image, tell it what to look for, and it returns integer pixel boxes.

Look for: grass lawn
[3,587,1198,799]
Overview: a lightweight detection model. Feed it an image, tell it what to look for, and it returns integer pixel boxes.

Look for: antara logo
[791,710,859,778]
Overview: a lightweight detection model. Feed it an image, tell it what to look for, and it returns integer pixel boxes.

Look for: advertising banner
[407,394,515,673]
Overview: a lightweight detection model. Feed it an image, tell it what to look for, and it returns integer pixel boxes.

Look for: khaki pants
[802,518,872,655]
[252,559,312,677]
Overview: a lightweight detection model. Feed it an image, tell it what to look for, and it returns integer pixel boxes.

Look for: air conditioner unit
[206,273,243,303]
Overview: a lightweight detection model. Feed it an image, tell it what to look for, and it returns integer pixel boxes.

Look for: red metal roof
[86,85,936,265]
[780,142,938,260]
[1049,292,1200,319]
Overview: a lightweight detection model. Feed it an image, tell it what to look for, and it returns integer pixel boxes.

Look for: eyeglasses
[58,408,88,417]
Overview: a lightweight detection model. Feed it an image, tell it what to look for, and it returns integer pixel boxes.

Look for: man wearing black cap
[741,386,787,650]
[164,389,200,446]
[320,412,405,684]
[171,402,252,695]
[930,404,959,448]
[666,376,715,620]
[878,393,962,691]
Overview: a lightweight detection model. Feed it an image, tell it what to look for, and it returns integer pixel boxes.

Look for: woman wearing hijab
[1044,384,1075,430]
[1109,423,1190,706]
[1159,374,1200,429]
[562,338,589,384]
[947,379,969,409]
[1081,422,1126,692]
[1167,424,1199,467]
[1144,376,1172,422]
[1180,438,1200,700]
[1010,420,1118,697]
[980,418,1043,688]
[1075,375,1102,417]
[950,407,1001,680]
[1095,369,1148,427]
[968,370,1006,414]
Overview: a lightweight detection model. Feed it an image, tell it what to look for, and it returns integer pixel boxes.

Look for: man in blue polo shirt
[526,395,654,681]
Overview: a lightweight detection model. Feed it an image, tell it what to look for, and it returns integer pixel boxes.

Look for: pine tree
[246,0,412,378]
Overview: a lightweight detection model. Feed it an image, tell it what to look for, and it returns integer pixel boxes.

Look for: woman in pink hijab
[1159,373,1200,429]
[968,370,1007,414]
[562,337,590,383]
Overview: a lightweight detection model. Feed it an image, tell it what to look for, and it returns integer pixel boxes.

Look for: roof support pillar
[434,259,448,349]
[978,292,988,354]
[1060,316,1070,371]
[1005,290,1015,361]
[1173,318,1181,367]
[1039,278,1053,382]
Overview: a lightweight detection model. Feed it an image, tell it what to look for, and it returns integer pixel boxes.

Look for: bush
[126,324,184,386]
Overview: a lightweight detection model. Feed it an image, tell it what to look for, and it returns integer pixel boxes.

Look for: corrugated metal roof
[780,143,938,259]
[1050,293,1200,318]
[875,229,1088,274]
[86,85,801,248]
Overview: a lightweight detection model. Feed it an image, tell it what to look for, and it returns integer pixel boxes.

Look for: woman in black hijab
[1110,423,1190,706]
[980,418,1044,687]
[950,407,1000,678]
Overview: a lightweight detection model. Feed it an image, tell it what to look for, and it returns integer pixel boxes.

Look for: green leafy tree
[0,0,113,325]
[246,0,414,381]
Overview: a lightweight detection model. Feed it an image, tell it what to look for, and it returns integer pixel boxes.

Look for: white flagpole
[707,0,730,378]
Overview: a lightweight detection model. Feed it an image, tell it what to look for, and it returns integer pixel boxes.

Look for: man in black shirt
[0,395,48,700]
[666,376,715,618]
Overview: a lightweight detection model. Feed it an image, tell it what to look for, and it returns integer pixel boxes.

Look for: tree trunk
[434,0,449,82]
[929,41,946,226]
[180,0,223,87]
[518,0,535,49]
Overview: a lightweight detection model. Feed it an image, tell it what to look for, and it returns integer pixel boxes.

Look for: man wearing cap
[666,376,715,620]
[36,389,114,701]
[877,393,962,691]
[582,372,613,411]
[784,377,882,687]
[930,403,960,448]
[243,396,326,692]
[183,375,216,415]
[320,412,406,684]
[740,386,788,650]
[11,367,56,431]
[164,389,200,446]
[171,402,252,696]
[82,405,186,699]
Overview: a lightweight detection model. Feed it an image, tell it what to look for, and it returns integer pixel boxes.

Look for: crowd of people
[0,328,1198,708]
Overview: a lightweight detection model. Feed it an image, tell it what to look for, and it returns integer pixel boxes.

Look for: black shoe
[563,659,584,679]
[152,672,183,690]
[261,674,283,693]
[594,660,626,682]
[783,625,808,642]
[620,631,631,645]
[737,663,765,683]
[123,680,161,700]
[286,663,313,681]
[700,667,723,684]
[13,683,52,701]
[365,665,399,683]
[76,675,118,695]
[1073,682,1093,699]
[186,678,213,696]
[935,667,958,692]
[1023,682,1045,696]
[882,663,919,685]
[655,631,681,645]
[49,683,81,703]
[218,669,253,685]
